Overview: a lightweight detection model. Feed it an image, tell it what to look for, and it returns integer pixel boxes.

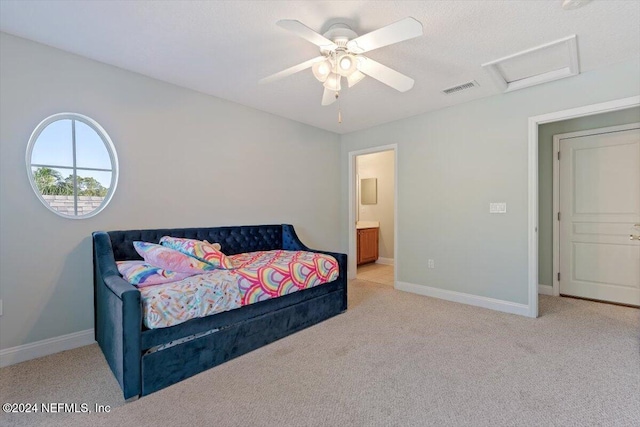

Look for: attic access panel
[482,35,579,93]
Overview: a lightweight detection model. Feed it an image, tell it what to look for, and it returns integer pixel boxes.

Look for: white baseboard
[375,257,394,266]
[0,329,95,368]
[538,284,554,295]
[396,281,530,317]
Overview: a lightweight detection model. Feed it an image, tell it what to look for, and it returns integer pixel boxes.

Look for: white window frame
[25,112,119,219]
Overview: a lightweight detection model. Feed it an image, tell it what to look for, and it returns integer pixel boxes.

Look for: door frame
[348,144,398,283]
[552,123,640,297]
[527,95,640,318]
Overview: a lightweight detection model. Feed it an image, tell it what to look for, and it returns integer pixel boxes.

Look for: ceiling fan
[259,18,423,107]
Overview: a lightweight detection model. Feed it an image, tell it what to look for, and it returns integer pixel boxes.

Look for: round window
[26,113,119,218]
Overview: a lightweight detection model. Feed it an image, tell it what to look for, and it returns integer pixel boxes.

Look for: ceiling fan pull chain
[332,50,342,124]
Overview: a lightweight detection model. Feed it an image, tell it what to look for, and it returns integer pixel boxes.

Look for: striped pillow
[159,236,235,270]
[133,241,215,274]
[117,261,193,287]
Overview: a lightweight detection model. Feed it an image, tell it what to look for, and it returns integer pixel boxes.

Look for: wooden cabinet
[357,227,379,265]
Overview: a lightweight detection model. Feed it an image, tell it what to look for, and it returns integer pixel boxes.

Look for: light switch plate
[490,202,507,213]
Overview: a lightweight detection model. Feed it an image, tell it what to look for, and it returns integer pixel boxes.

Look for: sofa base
[93,224,348,400]
[141,289,345,396]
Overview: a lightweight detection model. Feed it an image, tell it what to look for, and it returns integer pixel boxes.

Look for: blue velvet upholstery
[108,225,283,260]
[93,224,347,399]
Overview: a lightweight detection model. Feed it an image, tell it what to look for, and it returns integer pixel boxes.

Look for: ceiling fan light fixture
[347,70,366,87]
[336,53,358,76]
[312,60,331,82]
[323,73,342,91]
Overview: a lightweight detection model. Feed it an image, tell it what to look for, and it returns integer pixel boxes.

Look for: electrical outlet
[428,259,435,269]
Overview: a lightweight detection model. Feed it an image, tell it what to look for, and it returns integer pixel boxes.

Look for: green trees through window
[32,167,108,197]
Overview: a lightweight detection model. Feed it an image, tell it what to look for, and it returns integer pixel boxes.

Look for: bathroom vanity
[356,221,379,265]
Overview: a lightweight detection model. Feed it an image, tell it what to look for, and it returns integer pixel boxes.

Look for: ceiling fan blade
[357,57,414,92]
[277,20,337,50]
[259,56,325,84]
[347,17,423,54]
[321,87,337,106]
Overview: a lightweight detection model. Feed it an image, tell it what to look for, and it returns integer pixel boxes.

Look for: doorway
[553,124,640,305]
[528,95,640,317]
[348,144,397,286]
[355,150,395,285]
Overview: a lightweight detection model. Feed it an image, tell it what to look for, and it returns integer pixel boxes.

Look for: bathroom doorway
[348,145,397,286]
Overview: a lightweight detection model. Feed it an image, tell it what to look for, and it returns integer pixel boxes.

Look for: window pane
[30,119,73,167]
[31,166,76,216]
[75,120,111,169]
[27,113,118,219]
[76,169,112,216]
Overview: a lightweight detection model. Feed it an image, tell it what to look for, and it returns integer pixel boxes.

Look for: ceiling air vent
[442,80,479,95]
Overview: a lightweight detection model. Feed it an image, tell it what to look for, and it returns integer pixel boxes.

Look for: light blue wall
[1,30,639,353]
[537,107,640,287]
[341,59,640,305]
[0,33,341,351]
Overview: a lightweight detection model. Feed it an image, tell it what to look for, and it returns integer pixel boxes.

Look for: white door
[559,125,640,306]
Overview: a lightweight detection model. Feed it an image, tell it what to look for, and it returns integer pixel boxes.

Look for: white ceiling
[1,1,639,134]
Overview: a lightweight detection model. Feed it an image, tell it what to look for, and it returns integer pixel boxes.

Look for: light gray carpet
[1,280,639,427]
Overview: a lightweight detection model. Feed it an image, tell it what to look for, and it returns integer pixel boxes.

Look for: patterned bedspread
[140,250,339,329]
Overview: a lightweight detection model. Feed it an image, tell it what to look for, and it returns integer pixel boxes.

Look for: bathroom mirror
[361,178,377,205]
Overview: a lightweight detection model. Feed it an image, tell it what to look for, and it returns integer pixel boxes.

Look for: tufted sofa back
[107,225,283,261]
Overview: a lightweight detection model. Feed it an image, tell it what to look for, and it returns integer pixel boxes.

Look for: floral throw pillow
[159,236,235,270]
[133,241,215,274]
[117,261,193,287]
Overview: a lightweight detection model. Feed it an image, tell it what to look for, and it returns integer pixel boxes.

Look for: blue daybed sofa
[92,224,347,399]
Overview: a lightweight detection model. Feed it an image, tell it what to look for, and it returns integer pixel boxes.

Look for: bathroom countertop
[356,221,380,229]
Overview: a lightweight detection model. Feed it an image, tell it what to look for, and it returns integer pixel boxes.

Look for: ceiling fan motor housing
[321,23,358,52]
[319,24,360,78]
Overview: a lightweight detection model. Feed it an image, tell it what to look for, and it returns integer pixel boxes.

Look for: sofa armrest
[281,224,310,251]
[314,249,347,312]
[311,250,346,269]
[104,274,138,300]
[281,224,347,310]
[281,224,347,274]
[93,231,142,399]
[282,224,346,265]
